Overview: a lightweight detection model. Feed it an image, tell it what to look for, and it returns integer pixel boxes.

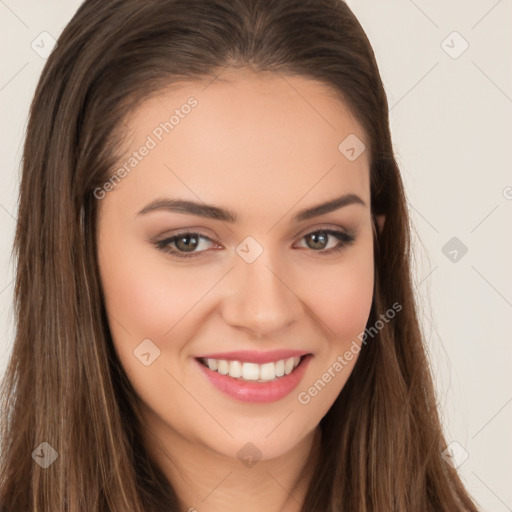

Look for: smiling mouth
[196,355,309,383]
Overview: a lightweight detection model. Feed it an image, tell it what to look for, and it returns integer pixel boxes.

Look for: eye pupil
[175,234,199,252]
[306,232,328,250]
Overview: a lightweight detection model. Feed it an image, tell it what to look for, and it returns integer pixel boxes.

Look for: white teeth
[217,359,229,375]
[228,360,242,378]
[284,357,294,375]
[202,356,303,382]
[206,358,218,371]
[242,362,260,381]
[260,362,276,380]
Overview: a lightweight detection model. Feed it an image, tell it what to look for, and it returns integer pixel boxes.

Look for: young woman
[0,0,480,510]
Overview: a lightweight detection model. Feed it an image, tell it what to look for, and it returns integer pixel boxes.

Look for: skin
[96,68,383,512]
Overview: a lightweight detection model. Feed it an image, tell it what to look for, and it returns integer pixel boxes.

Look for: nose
[220,249,303,339]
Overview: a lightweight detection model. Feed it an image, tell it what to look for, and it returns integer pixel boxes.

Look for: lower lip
[194,355,312,403]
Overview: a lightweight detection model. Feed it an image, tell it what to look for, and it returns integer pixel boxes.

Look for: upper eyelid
[158,224,352,240]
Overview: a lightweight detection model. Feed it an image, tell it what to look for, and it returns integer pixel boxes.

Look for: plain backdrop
[1,1,511,510]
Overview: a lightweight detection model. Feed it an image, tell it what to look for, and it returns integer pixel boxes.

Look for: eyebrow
[137,193,366,223]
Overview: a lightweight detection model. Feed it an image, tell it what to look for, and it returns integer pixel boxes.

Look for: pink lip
[195,349,309,364]
[194,354,312,403]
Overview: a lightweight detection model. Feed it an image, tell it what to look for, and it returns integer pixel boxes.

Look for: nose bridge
[221,241,300,336]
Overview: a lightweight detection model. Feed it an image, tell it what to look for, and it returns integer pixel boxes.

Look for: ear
[375,214,385,234]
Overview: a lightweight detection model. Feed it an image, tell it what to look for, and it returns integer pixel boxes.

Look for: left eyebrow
[293,193,366,221]
[136,193,366,223]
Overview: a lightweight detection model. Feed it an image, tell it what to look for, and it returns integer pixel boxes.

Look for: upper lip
[195,349,310,364]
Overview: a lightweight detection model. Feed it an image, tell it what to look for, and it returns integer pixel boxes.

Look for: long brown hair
[0,0,480,510]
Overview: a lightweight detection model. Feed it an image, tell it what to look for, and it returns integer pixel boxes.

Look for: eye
[154,228,356,259]
[154,231,219,259]
[293,229,356,255]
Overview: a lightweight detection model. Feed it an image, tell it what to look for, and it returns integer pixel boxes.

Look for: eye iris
[306,232,328,250]
[175,234,199,252]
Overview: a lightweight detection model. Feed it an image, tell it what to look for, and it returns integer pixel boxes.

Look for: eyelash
[154,228,356,259]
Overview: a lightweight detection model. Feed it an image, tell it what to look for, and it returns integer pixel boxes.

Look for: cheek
[98,239,204,341]
[294,245,374,424]
[303,242,374,342]
[97,238,204,420]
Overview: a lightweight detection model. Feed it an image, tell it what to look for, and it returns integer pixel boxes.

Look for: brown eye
[154,228,355,260]
[174,233,200,253]
[297,229,355,255]
[155,232,218,258]
[304,231,329,250]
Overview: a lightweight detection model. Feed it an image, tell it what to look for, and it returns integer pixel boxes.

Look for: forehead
[106,69,370,222]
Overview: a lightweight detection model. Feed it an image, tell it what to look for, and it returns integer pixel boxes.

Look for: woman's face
[96,69,376,462]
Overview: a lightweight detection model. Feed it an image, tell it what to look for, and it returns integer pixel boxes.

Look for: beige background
[1,1,511,510]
